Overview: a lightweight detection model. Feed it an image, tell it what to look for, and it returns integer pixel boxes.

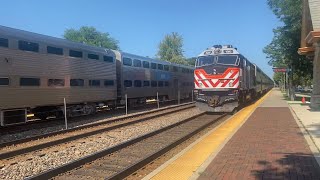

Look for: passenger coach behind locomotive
[194,45,273,113]
[0,25,194,126]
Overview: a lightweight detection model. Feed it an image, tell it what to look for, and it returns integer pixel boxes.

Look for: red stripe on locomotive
[221,70,238,87]
[194,67,240,88]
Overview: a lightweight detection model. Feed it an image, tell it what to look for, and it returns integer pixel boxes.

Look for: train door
[243,59,248,89]
[173,79,179,99]
[247,64,251,89]
[249,64,255,89]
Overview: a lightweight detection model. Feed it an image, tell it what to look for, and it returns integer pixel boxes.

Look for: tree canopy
[157,32,188,65]
[64,26,120,50]
[186,57,197,66]
[264,0,313,86]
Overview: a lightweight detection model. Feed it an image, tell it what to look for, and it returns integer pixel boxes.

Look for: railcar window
[20,78,40,86]
[182,68,187,73]
[18,41,39,52]
[69,50,83,58]
[134,80,142,87]
[89,80,101,86]
[0,38,8,48]
[173,66,178,72]
[70,79,84,86]
[158,81,164,87]
[88,53,99,60]
[151,81,157,87]
[151,63,157,69]
[47,46,63,55]
[133,59,142,67]
[143,61,150,68]
[123,58,132,66]
[48,79,65,87]
[0,78,9,86]
[104,80,114,86]
[143,80,150,87]
[164,81,169,87]
[103,56,114,63]
[124,80,132,87]
[164,65,169,71]
[158,64,164,70]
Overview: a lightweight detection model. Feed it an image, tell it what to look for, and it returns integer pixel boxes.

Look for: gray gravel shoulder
[0,108,202,180]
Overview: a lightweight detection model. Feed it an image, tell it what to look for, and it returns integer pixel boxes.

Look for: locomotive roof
[198,45,240,57]
[0,25,113,55]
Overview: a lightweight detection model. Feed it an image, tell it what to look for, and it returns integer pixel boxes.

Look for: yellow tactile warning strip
[149,91,271,180]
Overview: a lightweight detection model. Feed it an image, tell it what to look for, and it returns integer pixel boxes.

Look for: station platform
[144,89,320,179]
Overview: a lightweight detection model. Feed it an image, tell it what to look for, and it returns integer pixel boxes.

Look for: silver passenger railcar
[0,26,194,126]
[0,26,117,125]
[113,51,194,106]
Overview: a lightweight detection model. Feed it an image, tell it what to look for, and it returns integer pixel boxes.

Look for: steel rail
[109,113,227,180]
[0,103,194,160]
[0,102,194,148]
[27,112,227,180]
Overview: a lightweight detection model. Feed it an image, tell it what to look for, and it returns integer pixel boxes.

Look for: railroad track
[0,103,199,179]
[28,113,227,180]
[0,102,195,157]
[0,99,191,138]
[0,102,192,144]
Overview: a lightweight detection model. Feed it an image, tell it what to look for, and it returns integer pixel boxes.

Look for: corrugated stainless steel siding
[0,47,117,109]
[116,52,194,100]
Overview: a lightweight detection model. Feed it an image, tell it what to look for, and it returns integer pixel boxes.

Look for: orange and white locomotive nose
[194,68,240,89]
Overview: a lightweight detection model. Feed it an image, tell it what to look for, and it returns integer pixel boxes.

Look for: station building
[298,0,320,109]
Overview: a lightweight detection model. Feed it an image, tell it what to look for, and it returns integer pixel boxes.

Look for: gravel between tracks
[0,108,202,180]
[0,103,188,144]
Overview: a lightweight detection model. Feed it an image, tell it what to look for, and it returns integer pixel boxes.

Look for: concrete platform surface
[259,89,288,107]
[196,90,320,179]
[198,107,320,179]
[144,89,320,180]
[289,103,320,154]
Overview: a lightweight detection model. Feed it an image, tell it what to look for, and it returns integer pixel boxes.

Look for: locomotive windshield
[196,55,238,67]
[216,55,238,65]
[196,56,215,66]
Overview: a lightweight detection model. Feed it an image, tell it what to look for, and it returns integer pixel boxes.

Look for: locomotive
[194,45,273,113]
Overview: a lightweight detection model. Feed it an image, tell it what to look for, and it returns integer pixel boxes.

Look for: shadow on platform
[252,152,320,179]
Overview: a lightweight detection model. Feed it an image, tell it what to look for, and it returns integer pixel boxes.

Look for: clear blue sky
[0,0,280,77]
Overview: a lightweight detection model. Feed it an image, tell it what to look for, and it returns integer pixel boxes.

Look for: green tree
[186,57,197,66]
[264,0,313,85]
[157,32,188,65]
[273,72,283,85]
[64,26,120,50]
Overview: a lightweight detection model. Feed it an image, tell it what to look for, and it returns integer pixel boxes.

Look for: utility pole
[290,63,295,101]
[283,72,286,92]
